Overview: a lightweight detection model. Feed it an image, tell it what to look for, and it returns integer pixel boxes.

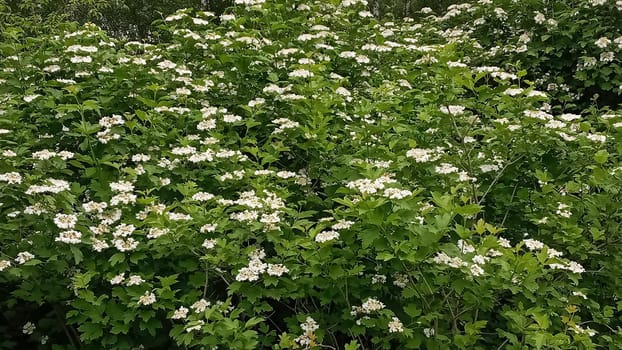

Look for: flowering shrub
[421,0,622,108]
[1,0,622,349]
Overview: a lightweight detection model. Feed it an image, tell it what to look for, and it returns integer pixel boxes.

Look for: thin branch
[478,155,524,205]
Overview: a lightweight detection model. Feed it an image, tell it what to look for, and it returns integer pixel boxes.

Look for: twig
[496,338,509,350]
[500,182,520,226]
[478,155,524,205]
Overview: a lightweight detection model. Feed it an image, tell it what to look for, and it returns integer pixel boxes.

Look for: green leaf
[404,304,421,318]
[533,332,547,350]
[79,322,103,341]
[590,227,604,241]
[109,253,125,266]
[454,204,481,217]
[376,252,394,261]
[82,100,100,111]
[594,150,609,164]
[70,246,83,265]
[431,192,453,210]
[345,340,360,350]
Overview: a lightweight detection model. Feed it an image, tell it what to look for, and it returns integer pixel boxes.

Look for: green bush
[423,0,622,109]
[1,0,622,349]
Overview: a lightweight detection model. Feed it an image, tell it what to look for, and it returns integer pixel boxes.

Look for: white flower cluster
[83,201,108,213]
[406,147,444,163]
[434,162,459,174]
[32,150,74,160]
[97,114,124,143]
[138,291,157,306]
[314,230,340,243]
[571,324,597,336]
[54,213,78,229]
[0,172,22,184]
[109,180,137,207]
[22,322,36,335]
[15,251,35,264]
[549,261,585,274]
[66,45,97,53]
[351,297,386,315]
[272,118,300,134]
[388,317,404,333]
[314,218,356,243]
[392,273,409,288]
[235,249,289,282]
[25,178,70,195]
[55,230,82,244]
[439,105,466,115]
[234,0,265,5]
[522,238,543,251]
[171,306,189,320]
[294,317,319,349]
[433,240,491,277]
[433,252,468,268]
[556,203,572,218]
[595,37,611,49]
[0,260,11,271]
[227,190,285,231]
[346,174,397,195]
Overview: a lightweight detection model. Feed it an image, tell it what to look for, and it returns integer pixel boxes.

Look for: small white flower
[110,273,125,285]
[388,317,404,333]
[138,291,157,306]
[266,263,289,276]
[15,252,35,264]
[424,327,435,338]
[573,291,588,299]
[55,230,82,244]
[172,306,189,319]
[23,94,41,103]
[202,239,217,249]
[147,228,169,239]
[315,230,340,243]
[288,69,314,78]
[439,105,465,115]
[523,238,544,251]
[22,322,36,335]
[469,264,485,276]
[595,37,611,49]
[0,172,22,184]
[191,299,210,313]
[0,260,11,271]
[54,213,78,229]
[126,275,145,286]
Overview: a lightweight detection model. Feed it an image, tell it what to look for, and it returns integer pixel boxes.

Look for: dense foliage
[1,0,622,349]
[424,0,622,109]
[0,0,232,39]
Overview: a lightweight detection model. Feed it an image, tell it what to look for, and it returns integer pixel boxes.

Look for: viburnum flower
[171,306,189,320]
[0,260,11,271]
[595,37,611,48]
[22,322,36,335]
[288,69,314,78]
[523,238,544,251]
[126,275,145,286]
[388,317,404,333]
[266,263,289,276]
[54,213,78,229]
[191,299,210,313]
[202,239,217,249]
[0,172,22,184]
[55,230,82,244]
[138,291,156,306]
[360,298,385,313]
[315,230,340,243]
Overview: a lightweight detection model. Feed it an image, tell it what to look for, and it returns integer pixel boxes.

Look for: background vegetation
[1,0,621,349]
